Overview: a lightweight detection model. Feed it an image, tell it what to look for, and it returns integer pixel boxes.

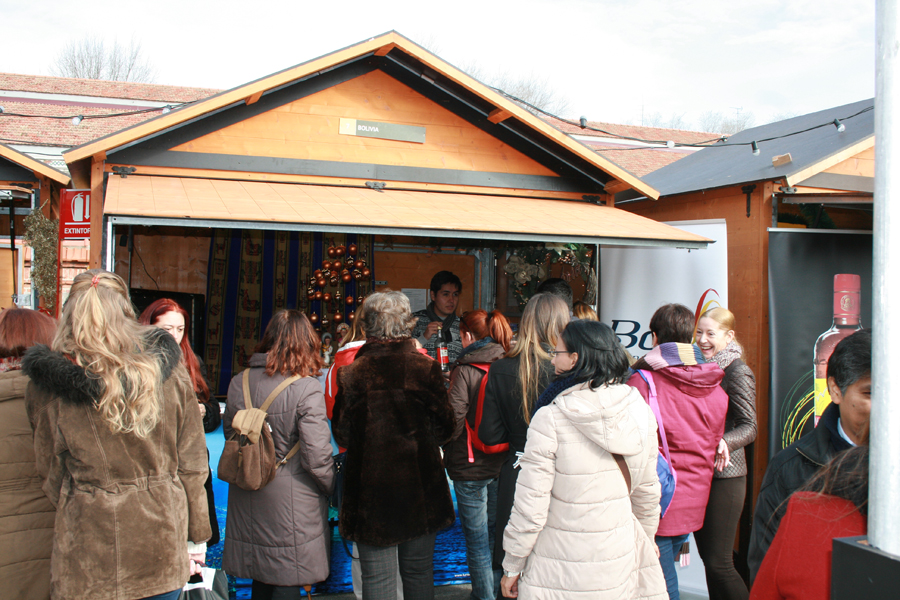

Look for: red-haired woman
[139,299,219,432]
[0,307,57,599]
[445,309,513,600]
[140,298,221,548]
[222,310,334,598]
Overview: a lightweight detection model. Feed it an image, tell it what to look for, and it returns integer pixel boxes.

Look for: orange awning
[104,175,710,248]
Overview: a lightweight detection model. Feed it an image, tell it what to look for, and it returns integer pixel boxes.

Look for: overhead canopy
[105,175,710,248]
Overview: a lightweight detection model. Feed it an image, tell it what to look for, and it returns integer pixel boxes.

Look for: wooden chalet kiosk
[0,143,70,308]
[62,31,709,393]
[619,99,875,579]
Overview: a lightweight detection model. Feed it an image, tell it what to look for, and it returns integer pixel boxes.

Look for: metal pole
[870,0,900,558]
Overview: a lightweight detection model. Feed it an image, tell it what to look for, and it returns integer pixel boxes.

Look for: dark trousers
[251,580,303,600]
[694,476,750,600]
[357,533,437,600]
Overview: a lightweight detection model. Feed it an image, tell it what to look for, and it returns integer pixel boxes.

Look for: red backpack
[464,363,509,462]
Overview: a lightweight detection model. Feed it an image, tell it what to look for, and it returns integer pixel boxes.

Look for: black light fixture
[751,141,760,156]
[833,118,846,133]
[579,116,587,128]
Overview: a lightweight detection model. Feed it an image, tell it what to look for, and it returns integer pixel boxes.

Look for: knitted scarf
[711,340,742,370]
[631,342,707,373]
[455,336,494,362]
[424,302,455,344]
[532,374,587,417]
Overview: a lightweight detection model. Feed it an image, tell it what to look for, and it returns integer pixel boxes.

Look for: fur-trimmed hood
[22,328,181,406]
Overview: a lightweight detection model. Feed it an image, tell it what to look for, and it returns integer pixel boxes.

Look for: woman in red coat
[750,446,868,600]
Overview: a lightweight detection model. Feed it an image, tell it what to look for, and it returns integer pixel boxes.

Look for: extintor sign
[60,189,91,240]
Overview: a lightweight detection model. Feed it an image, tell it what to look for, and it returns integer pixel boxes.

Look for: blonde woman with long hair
[23,270,211,600]
[476,293,569,572]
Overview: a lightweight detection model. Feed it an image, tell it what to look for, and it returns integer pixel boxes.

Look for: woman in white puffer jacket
[501,320,667,600]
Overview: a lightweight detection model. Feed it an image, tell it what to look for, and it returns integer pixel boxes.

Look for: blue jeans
[656,533,690,600]
[454,478,501,600]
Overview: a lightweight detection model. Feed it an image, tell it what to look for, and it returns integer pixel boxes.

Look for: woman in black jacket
[333,290,455,600]
[445,309,513,600]
[477,293,570,572]
[694,307,757,600]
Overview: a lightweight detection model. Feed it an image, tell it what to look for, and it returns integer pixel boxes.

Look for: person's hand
[715,438,731,472]
[189,552,205,575]
[198,403,207,418]
[424,321,442,339]
[500,574,520,598]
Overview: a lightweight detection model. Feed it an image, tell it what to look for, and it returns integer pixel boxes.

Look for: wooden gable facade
[64,31,710,273]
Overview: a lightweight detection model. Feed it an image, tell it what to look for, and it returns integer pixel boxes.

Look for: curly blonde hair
[53,270,167,438]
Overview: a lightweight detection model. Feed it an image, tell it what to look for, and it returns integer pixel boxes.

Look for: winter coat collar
[455,339,505,366]
[21,328,181,406]
[357,338,418,358]
[248,352,268,368]
[553,382,648,457]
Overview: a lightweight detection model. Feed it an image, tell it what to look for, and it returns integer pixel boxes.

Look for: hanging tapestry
[205,229,374,395]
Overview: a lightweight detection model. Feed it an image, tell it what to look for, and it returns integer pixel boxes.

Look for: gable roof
[64,32,659,199]
[643,98,875,197]
[0,141,70,185]
[540,116,722,177]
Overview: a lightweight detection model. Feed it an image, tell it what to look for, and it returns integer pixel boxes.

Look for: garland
[504,243,596,308]
[23,204,58,313]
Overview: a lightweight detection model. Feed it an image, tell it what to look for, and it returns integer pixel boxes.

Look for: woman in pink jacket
[627,304,728,600]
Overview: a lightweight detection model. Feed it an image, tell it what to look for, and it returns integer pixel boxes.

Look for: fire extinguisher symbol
[72,193,90,222]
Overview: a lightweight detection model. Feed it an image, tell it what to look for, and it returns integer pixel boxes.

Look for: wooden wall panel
[113,231,212,297]
[824,148,875,177]
[373,250,476,315]
[174,70,558,178]
[0,249,15,308]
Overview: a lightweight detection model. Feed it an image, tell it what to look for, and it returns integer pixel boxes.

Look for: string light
[71,115,83,126]
[751,141,760,155]
[833,118,846,132]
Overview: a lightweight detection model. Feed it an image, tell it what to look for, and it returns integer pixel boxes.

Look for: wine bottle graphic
[812,274,862,424]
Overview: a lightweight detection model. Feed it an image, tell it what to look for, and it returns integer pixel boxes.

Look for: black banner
[767,229,872,460]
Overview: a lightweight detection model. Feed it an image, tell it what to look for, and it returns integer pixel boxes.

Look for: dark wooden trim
[797,172,874,193]
[113,150,589,193]
[0,162,37,182]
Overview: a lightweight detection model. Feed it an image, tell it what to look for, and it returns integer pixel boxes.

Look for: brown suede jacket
[23,330,211,600]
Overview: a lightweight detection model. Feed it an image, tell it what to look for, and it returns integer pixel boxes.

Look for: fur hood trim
[22,328,181,406]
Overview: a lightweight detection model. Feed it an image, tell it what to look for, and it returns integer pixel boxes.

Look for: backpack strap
[241,371,304,467]
[637,369,674,472]
[260,374,303,413]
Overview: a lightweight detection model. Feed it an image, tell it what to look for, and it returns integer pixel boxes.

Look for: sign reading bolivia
[339,118,426,143]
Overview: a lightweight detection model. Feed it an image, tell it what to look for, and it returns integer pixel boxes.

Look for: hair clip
[91,275,100,288]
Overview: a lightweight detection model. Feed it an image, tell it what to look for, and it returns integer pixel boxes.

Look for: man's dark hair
[535,278,573,310]
[649,303,694,345]
[559,320,632,386]
[429,270,462,294]
[827,328,872,395]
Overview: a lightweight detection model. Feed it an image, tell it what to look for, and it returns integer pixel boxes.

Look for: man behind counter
[411,270,463,363]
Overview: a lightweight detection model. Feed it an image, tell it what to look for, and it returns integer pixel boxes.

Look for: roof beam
[488,108,513,124]
[245,91,263,105]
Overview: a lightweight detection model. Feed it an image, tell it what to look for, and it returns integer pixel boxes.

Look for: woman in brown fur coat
[333,290,455,600]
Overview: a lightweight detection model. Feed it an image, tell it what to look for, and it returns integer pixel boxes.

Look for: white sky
[0,0,875,129]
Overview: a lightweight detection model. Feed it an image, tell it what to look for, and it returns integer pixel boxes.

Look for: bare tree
[697,109,756,134]
[456,61,570,116]
[50,35,156,83]
[642,111,690,130]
